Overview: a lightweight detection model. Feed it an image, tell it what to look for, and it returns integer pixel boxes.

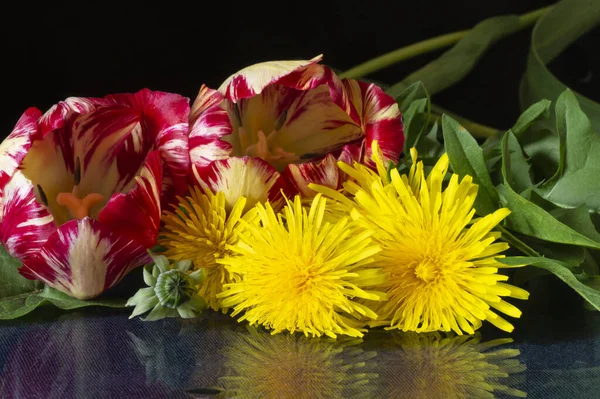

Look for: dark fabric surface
[0,296,599,399]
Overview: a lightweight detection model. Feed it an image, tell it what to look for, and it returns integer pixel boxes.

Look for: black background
[0,0,562,136]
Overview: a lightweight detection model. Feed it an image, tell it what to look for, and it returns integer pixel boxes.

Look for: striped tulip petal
[193,157,295,212]
[189,85,232,170]
[0,108,41,201]
[71,89,189,204]
[20,217,150,300]
[221,82,362,171]
[155,121,190,206]
[218,55,323,103]
[0,171,55,261]
[98,150,163,249]
[342,79,404,164]
[284,154,340,198]
[283,144,360,197]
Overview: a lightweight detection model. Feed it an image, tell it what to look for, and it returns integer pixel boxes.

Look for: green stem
[431,104,500,139]
[497,225,540,257]
[339,5,554,80]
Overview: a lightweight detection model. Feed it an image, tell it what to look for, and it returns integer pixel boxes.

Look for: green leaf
[553,90,595,181]
[402,98,430,155]
[582,249,599,276]
[500,130,533,193]
[393,81,430,113]
[0,245,43,297]
[511,99,552,137]
[415,121,445,160]
[525,240,585,267]
[550,206,600,243]
[497,184,600,249]
[0,245,127,320]
[520,128,560,182]
[520,0,600,133]
[534,91,600,210]
[37,286,127,310]
[499,256,600,311]
[541,168,600,211]
[442,115,498,215]
[388,15,521,97]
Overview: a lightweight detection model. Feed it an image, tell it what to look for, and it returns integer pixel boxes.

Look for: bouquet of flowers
[1,0,599,343]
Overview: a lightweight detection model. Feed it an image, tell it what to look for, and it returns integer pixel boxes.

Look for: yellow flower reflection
[217,327,377,399]
[373,332,527,398]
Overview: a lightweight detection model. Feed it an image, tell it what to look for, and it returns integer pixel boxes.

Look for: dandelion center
[413,257,445,283]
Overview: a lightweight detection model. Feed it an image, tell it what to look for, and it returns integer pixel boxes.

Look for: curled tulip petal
[99,150,163,248]
[342,79,404,164]
[189,85,232,171]
[0,171,55,261]
[0,108,41,201]
[218,55,323,103]
[20,218,149,300]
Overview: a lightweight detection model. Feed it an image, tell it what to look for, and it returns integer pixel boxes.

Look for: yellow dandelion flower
[160,186,257,311]
[217,194,388,338]
[310,141,529,335]
[374,332,527,398]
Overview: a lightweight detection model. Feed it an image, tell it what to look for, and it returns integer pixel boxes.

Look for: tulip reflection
[0,311,179,398]
[370,332,527,398]
[215,326,377,399]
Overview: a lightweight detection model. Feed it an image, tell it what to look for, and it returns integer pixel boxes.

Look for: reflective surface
[1,278,600,398]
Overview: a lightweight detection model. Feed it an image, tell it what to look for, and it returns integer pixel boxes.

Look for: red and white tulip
[188,55,404,197]
[0,89,190,299]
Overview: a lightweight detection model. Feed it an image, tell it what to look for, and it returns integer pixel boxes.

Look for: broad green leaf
[582,249,599,276]
[387,15,521,97]
[481,134,501,165]
[548,90,597,184]
[0,245,128,320]
[37,286,127,310]
[500,256,600,311]
[402,98,429,155]
[501,130,533,193]
[0,245,43,298]
[520,128,560,182]
[512,99,552,137]
[535,91,600,210]
[393,81,429,113]
[416,121,445,160]
[497,184,600,249]
[442,115,498,215]
[520,188,555,211]
[550,206,600,243]
[526,240,585,267]
[520,0,600,133]
[541,168,600,211]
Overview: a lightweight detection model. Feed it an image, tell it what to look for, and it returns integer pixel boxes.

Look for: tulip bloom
[188,55,404,197]
[0,89,190,299]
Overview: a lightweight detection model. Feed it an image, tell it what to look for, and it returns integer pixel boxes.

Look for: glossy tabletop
[1,281,599,399]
